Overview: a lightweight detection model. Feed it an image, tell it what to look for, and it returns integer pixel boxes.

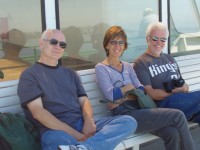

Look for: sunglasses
[150,36,167,42]
[109,40,125,46]
[43,39,67,49]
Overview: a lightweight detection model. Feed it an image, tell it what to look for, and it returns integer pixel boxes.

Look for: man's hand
[74,132,87,141]
[172,83,189,93]
[82,118,96,138]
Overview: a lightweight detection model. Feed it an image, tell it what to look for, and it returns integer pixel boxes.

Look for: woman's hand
[121,84,135,95]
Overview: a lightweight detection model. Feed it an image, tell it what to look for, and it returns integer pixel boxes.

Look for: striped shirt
[95,61,143,101]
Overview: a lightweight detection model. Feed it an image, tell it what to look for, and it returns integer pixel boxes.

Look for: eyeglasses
[43,39,67,49]
[150,36,167,42]
[109,40,125,46]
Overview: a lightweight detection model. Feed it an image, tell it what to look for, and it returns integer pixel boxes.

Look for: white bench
[0,54,200,150]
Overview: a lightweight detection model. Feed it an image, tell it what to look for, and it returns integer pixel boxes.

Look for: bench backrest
[0,80,22,114]
[0,69,110,118]
[175,54,200,91]
[1,53,200,117]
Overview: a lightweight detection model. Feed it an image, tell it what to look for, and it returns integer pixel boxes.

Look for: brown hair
[103,26,128,56]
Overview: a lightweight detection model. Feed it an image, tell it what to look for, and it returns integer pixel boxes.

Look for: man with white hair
[134,21,200,125]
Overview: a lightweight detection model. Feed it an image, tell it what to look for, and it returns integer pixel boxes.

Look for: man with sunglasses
[17,29,137,150]
[134,21,200,125]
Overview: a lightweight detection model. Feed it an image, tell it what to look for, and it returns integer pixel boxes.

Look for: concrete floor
[139,125,200,150]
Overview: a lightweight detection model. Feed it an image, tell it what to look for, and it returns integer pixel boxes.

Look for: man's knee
[117,115,138,133]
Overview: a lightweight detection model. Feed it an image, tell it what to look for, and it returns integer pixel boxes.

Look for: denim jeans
[41,115,137,150]
[157,91,200,122]
[113,103,196,150]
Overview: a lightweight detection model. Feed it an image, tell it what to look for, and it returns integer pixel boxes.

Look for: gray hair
[41,29,64,40]
[146,22,169,37]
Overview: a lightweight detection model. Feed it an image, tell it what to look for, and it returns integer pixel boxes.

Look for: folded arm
[145,83,189,101]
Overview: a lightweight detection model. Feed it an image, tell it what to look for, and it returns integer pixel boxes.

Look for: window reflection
[0,0,41,81]
[62,26,95,70]
[59,0,158,68]
[170,0,200,54]
[0,29,30,81]
[88,23,109,63]
[138,8,158,38]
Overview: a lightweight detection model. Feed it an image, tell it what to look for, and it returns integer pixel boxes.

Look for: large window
[170,0,200,55]
[0,0,42,81]
[59,0,158,70]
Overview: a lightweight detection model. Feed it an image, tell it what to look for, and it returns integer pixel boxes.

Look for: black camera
[172,77,185,87]
[163,77,185,93]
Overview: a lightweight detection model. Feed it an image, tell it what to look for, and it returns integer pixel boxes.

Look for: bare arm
[79,96,96,138]
[144,85,172,100]
[27,97,86,141]
[145,83,189,101]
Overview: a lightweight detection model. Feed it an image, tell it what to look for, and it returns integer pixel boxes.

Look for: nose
[54,42,60,48]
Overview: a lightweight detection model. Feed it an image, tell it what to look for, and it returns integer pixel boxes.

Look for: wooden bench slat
[182,71,200,79]
[185,77,200,86]
[0,105,23,114]
[175,53,200,61]
[79,74,96,84]
[179,65,200,74]
[0,95,20,107]
[177,58,200,67]
[83,82,99,91]
[0,80,18,88]
[0,85,18,97]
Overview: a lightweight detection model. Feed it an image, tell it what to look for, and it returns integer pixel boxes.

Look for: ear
[39,39,44,49]
[146,36,149,42]
[146,36,150,45]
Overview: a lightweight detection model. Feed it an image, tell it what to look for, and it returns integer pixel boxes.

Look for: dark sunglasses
[43,39,67,49]
[150,36,167,42]
[109,40,125,46]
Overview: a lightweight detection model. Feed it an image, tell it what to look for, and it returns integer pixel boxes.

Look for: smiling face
[103,26,127,58]
[146,28,167,57]
[106,36,125,58]
[40,29,66,65]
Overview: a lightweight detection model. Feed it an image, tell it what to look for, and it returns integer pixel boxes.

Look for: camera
[173,77,185,87]
[163,77,185,93]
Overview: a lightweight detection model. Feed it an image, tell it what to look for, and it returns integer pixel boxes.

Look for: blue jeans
[41,115,137,150]
[157,91,200,121]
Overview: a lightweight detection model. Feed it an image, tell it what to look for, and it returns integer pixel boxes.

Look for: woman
[95,26,196,150]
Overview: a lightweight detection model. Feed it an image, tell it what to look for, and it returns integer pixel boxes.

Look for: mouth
[113,49,122,53]
[154,44,162,48]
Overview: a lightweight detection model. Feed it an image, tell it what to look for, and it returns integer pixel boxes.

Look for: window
[170,0,200,54]
[0,0,42,81]
[59,0,158,70]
